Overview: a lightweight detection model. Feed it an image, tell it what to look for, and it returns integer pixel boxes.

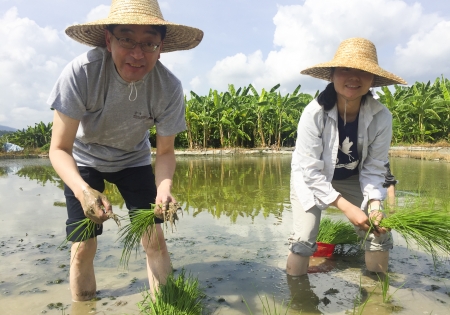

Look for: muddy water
[1,156,450,315]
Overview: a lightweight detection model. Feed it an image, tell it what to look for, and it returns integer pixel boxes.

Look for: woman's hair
[317,69,373,110]
[105,24,167,41]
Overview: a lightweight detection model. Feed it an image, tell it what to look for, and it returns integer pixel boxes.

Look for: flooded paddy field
[1,156,450,315]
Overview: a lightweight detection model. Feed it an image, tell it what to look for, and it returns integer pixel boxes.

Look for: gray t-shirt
[47,47,186,172]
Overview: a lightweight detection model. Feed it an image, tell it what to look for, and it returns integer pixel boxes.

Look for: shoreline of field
[2,145,450,162]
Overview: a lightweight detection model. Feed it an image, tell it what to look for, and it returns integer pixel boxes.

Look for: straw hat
[301,38,407,87]
[65,0,203,53]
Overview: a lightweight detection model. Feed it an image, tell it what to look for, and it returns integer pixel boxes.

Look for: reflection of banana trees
[103,182,126,210]
[0,167,7,177]
[389,158,450,202]
[15,165,126,209]
[16,166,65,189]
[172,156,291,223]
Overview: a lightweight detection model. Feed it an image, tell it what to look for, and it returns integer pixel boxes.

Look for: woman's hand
[368,210,388,236]
[343,206,371,232]
[332,195,371,231]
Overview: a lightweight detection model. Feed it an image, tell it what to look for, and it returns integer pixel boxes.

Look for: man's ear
[105,30,112,52]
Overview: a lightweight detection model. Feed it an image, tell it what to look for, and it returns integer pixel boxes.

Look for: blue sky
[1,0,450,129]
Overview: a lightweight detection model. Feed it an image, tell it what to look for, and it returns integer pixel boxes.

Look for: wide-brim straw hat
[300,37,407,87]
[65,0,203,53]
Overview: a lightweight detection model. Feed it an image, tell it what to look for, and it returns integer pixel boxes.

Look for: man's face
[105,24,163,82]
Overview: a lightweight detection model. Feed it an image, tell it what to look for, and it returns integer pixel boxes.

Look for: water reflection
[173,156,291,222]
[1,156,450,314]
[390,158,450,197]
[287,275,321,313]
[2,156,450,221]
[16,165,64,189]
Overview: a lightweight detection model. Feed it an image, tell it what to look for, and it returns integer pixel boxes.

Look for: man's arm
[154,134,177,205]
[49,110,112,223]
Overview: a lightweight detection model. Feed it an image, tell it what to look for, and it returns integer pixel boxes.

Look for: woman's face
[332,67,374,102]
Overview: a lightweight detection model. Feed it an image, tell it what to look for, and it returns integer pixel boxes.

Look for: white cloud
[206,0,447,94]
[86,5,110,22]
[394,20,450,81]
[1,0,450,129]
[208,51,266,90]
[189,76,201,91]
[0,7,71,128]
[160,50,194,72]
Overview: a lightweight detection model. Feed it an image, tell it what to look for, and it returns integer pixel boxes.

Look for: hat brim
[301,60,407,87]
[65,18,203,53]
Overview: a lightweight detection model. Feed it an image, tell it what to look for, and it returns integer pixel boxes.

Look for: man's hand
[80,187,113,224]
[154,181,176,218]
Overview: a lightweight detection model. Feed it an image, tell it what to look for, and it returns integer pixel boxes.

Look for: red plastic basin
[312,242,336,257]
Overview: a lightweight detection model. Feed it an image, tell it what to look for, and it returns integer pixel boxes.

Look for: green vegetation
[1,121,51,151]
[244,295,291,315]
[117,208,157,269]
[377,272,405,304]
[4,77,450,152]
[136,270,205,315]
[58,218,97,262]
[375,202,450,264]
[378,76,450,144]
[317,217,359,244]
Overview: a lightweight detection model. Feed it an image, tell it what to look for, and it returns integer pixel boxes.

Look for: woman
[286,37,407,276]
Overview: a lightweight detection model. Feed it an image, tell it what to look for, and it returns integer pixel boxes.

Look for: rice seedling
[58,218,97,250]
[352,275,376,315]
[117,202,182,268]
[243,294,292,315]
[117,208,157,268]
[376,272,405,303]
[374,206,450,264]
[136,269,205,315]
[317,217,359,244]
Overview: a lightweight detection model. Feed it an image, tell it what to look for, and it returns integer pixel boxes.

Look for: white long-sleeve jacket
[291,95,392,211]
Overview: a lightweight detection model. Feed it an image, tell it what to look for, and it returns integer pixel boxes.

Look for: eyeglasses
[112,34,161,53]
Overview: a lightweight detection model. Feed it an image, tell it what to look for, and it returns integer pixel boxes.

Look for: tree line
[1,76,449,152]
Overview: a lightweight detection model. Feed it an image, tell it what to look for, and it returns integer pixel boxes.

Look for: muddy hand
[155,202,182,222]
[81,187,113,225]
[154,201,169,220]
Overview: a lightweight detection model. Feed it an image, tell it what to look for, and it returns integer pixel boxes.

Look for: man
[47,0,203,301]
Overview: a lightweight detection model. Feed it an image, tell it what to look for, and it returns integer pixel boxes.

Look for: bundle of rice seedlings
[117,208,157,268]
[58,218,97,250]
[117,202,182,268]
[59,210,120,250]
[317,217,359,244]
[375,207,450,263]
[137,269,205,315]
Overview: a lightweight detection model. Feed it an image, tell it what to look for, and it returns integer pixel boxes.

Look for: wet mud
[1,158,450,314]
